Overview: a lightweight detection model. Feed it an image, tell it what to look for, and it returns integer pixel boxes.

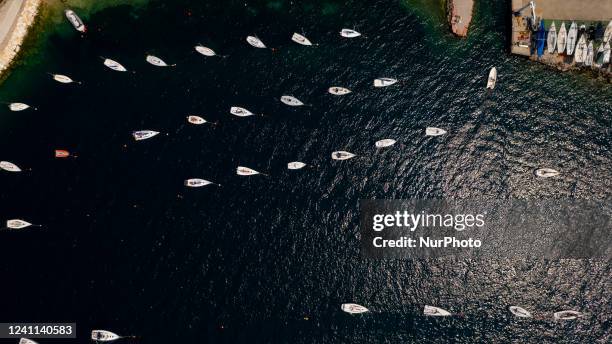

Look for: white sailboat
[50,73,78,84]
[375,139,396,148]
[291,33,313,46]
[91,330,122,342]
[6,219,35,229]
[509,306,533,318]
[603,42,611,64]
[146,55,174,67]
[557,22,567,54]
[340,303,369,314]
[534,168,559,178]
[424,305,451,316]
[64,9,86,33]
[373,78,398,87]
[547,22,557,54]
[8,102,31,111]
[102,58,127,72]
[328,87,351,95]
[585,41,594,66]
[246,36,266,48]
[195,45,217,57]
[574,34,587,63]
[132,130,160,141]
[486,67,497,89]
[280,95,304,106]
[340,29,361,38]
[425,127,447,136]
[331,151,356,160]
[185,178,220,187]
[287,162,306,170]
[604,20,612,43]
[230,106,259,117]
[553,310,583,320]
[0,161,22,172]
[237,166,264,176]
[187,115,208,125]
[566,22,578,55]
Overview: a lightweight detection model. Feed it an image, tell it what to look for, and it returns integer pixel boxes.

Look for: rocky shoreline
[0,0,41,78]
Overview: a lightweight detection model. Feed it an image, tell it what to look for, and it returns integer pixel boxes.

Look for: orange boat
[55,150,70,158]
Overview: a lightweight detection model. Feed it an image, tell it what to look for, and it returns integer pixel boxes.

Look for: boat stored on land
[547,22,557,54]
[574,35,587,64]
[557,22,567,54]
[566,22,578,55]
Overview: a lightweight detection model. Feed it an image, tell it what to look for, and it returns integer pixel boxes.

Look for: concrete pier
[447,0,474,37]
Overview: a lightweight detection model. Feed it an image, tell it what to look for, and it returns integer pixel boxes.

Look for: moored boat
[237,166,264,176]
[331,151,356,160]
[375,139,396,148]
[424,305,451,316]
[340,29,361,38]
[328,87,351,95]
[291,33,313,46]
[509,306,532,318]
[91,330,121,342]
[246,36,266,48]
[486,67,497,89]
[195,45,217,57]
[185,178,219,187]
[534,168,559,178]
[132,130,160,141]
[0,161,22,172]
[146,55,174,67]
[340,303,369,314]
[373,78,398,87]
[6,219,34,229]
[553,310,583,320]
[287,162,306,170]
[102,58,127,72]
[425,127,447,136]
[230,106,258,117]
[187,115,208,125]
[8,102,31,111]
[64,9,86,33]
[280,95,305,106]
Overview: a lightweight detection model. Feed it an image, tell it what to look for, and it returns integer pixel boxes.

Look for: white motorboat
[566,22,578,55]
[557,22,567,54]
[340,29,361,38]
[486,67,497,89]
[102,58,127,72]
[553,310,583,320]
[331,151,356,160]
[574,34,587,63]
[425,127,447,136]
[8,102,31,111]
[340,303,369,314]
[230,106,258,117]
[547,22,557,54]
[291,33,313,46]
[375,139,396,148]
[237,166,263,176]
[424,305,451,316]
[509,306,533,318]
[373,78,398,87]
[195,45,217,57]
[328,87,351,95]
[535,168,559,178]
[185,178,219,187]
[280,95,305,106]
[187,115,208,125]
[64,9,86,33]
[246,36,266,48]
[19,339,38,344]
[91,330,121,342]
[0,161,22,172]
[6,219,34,229]
[287,162,306,170]
[132,130,160,141]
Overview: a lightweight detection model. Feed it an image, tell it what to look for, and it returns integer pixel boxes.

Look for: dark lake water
[0,0,610,342]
